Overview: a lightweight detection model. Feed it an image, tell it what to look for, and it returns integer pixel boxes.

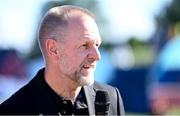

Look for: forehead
[66,15,101,42]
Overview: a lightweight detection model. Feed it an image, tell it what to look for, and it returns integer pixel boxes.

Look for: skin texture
[43,12,101,102]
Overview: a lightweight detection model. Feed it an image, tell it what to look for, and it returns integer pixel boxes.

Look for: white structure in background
[0,76,29,103]
[111,45,135,70]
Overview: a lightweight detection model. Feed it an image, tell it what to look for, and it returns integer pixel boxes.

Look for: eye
[83,44,87,47]
[96,43,101,48]
[81,43,88,49]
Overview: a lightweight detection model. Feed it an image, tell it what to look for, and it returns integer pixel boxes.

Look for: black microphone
[95,90,110,115]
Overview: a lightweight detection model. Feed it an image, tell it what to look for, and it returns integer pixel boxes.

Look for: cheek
[74,52,88,64]
[60,48,88,67]
[60,52,82,68]
[70,54,84,66]
[68,54,87,72]
[71,50,88,61]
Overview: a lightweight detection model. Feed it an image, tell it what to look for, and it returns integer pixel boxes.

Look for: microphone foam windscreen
[95,90,110,105]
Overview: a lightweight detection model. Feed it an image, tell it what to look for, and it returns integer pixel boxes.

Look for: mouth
[82,64,95,70]
[81,64,96,76]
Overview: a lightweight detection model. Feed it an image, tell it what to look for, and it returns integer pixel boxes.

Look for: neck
[44,67,81,102]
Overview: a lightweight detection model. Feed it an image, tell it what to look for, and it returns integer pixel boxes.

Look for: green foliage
[156,0,180,26]
[128,37,148,48]
[165,0,180,24]
[128,37,155,66]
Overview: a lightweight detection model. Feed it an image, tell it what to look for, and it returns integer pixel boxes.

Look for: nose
[87,47,101,61]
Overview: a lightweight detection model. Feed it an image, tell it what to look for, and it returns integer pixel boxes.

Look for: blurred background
[1,0,180,115]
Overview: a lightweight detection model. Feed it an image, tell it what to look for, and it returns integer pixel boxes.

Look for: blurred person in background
[0,5,124,115]
[0,49,28,104]
[149,22,180,115]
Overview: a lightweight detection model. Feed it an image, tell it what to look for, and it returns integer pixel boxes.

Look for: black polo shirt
[40,70,89,115]
[0,69,90,115]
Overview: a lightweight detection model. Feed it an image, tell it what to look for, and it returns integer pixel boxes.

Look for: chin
[78,75,94,86]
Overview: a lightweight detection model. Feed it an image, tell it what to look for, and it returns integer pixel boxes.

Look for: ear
[45,39,59,59]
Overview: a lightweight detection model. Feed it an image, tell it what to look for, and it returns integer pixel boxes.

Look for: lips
[83,64,95,69]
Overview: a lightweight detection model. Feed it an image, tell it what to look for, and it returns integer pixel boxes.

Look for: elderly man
[0,5,124,115]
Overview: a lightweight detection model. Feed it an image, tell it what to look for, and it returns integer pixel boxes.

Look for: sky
[0,0,47,54]
[0,0,172,55]
[99,0,172,43]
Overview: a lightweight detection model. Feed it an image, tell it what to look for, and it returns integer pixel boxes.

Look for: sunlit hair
[38,5,95,58]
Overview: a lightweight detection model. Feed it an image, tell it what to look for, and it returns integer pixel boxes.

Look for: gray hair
[38,5,95,54]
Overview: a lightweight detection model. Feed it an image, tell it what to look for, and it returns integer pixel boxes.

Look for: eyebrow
[82,33,101,44]
[82,37,101,46]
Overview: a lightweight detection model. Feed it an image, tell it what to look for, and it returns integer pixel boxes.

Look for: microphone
[95,90,110,115]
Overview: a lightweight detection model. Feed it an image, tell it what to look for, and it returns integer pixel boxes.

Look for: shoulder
[1,75,40,103]
[93,81,118,92]
[0,86,29,114]
[0,69,45,108]
[0,77,39,114]
[93,81,120,105]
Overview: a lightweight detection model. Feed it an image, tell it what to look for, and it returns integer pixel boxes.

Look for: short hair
[38,5,95,54]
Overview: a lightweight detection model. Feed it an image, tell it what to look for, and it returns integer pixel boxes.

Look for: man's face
[57,16,101,86]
